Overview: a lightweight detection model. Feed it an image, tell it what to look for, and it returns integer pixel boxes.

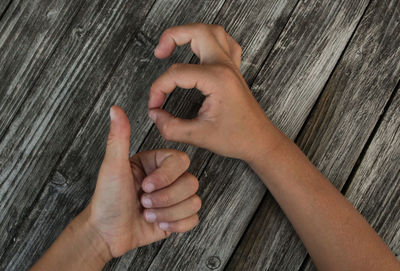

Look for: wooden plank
[110,0,304,269]
[0,0,156,268]
[144,1,371,270]
[229,0,400,270]
[0,0,12,19]
[1,0,302,269]
[0,0,84,140]
[301,88,400,271]
[0,1,229,269]
[345,89,400,259]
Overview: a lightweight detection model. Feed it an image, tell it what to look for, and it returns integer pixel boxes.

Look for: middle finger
[141,172,199,208]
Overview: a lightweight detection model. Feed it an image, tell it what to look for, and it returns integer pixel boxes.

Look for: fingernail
[145,211,156,222]
[143,182,155,193]
[142,196,152,208]
[110,107,116,121]
[148,110,157,122]
[159,222,169,230]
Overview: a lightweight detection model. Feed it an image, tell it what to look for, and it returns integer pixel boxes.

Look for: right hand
[148,24,283,163]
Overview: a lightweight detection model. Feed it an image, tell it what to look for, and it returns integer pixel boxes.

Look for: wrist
[244,120,289,166]
[69,207,113,268]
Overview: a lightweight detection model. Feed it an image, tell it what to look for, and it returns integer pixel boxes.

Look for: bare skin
[32,106,201,270]
[32,24,400,270]
[148,23,400,271]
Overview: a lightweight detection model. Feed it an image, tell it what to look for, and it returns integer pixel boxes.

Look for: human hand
[86,106,201,259]
[148,24,284,163]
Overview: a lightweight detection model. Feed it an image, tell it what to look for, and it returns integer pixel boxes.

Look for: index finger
[154,24,230,64]
[148,63,218,109]
[139,149,191,193]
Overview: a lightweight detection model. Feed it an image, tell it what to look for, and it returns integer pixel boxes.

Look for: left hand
[87,106,201,258]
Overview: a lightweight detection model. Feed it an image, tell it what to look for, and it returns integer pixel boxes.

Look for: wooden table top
[0,0,399,270]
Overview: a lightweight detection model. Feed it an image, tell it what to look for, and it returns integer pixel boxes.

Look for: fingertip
[108,105,131,137]
[148,87,166,109]
[141,194,152,208]
[158,222,169,230]
[154,31,176,59]
[142,181,155,193]
[154,45,168,59]
[148,109,157,123]
[110,106,117,121]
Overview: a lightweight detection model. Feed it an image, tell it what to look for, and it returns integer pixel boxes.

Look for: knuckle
[163,28,173,37]
[235,43,242,53]
[193,214,199,226]
[197,23,210,32]
[156,192,171,206]
[214,24,225,33]
[168,63,183,74]
[157,172,171,187]
[177,151,190,168]
[213,63,236,79]
[173,222,186,232]
[191,195,202,212]
[161,121,174,140]
[187,173,199,192]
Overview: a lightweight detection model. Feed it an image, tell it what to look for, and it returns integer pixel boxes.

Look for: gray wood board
[0,0,156,269]
[0,0,229,269]
[229,0,400,270]
[112,0,302,269]
[144,0,371,270]
[0,0,84,140]
[302,88,400,271]
[0,0,12,19]
[0,0,302,270]
[10,0,301,270]
[345,88,400,264]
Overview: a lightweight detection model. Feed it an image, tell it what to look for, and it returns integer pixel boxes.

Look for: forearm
[31,208,112,271]
[248,128,399,270]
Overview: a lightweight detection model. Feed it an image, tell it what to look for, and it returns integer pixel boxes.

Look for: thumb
[104,106,131,162]
[148,108,201,144]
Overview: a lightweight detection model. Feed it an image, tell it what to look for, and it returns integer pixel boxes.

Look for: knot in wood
[206,256,221,270]
[73,26,85,38]
[50,171,68,186]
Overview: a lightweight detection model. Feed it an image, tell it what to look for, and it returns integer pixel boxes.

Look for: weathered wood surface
[1,0,300,269]
[229,0,400,269]
[108,0,304,269]
[344,88,400,264]
[0,0,228,269]
[143,0,371,270]
[0,0,12,19]
[302,87,400,269]
[0,0,156,269]
[0,0,399,270]
[0,0,84,140]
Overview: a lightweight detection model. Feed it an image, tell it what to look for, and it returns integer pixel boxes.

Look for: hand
[87,106,201,258]
[148,24,283,163]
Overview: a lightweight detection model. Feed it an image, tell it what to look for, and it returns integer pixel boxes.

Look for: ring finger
[143,195,202,223]
[141,172,199,208]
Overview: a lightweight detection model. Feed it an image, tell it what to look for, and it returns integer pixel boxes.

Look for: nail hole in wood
[206,256,221,270]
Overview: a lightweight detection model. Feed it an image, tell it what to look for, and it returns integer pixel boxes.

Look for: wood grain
[345,89,400,267]
[230,0,400,269]
[1,0,302,269]
[144,0,370,270]
[0,0,156,269]
[301,88,400,271]
[1,0,398,270]
[0,0,12,19]
[0,0,228,269]
[0,0,84,140]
